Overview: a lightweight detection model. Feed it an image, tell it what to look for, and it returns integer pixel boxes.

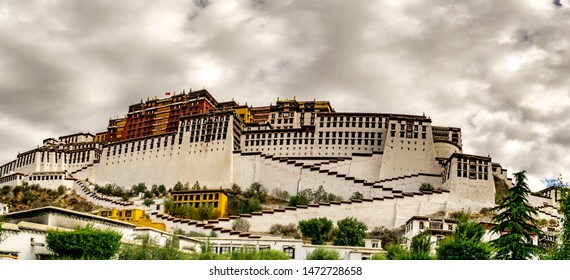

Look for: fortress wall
[70,164,96,181]
[237,192,450,232]
[529,195,556,208]
[93,136,234,188]
[378,131,440,181]
[27,178,74,190]
[347,154,383,182]
[233,154,394,200]
[434,142,461,159]
[381,174,443,192]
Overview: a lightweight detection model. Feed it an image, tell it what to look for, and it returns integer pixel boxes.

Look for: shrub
[370,253,387,260]
[333,217,368,247]
[269,223,299,237]
[232,219,251,232]
[419,183,434,193]
[306,248,341,260]
[46,225,121,260]
[117,235,190,260]
[351,192,363,200]
[57,185,67,196]
[299,217,333,245]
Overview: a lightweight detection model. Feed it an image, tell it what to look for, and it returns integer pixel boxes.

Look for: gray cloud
[1,0,569,190]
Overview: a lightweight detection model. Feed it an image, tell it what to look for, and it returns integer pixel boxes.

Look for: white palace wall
[93,135,234,189]
[216,192,450,232]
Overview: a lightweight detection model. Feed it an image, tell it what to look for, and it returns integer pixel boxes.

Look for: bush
[46,225,122,260]
[1,185,11,195]
[370,253,387,260]
[289,186,342,206]
[419,183,434,193]
[57,185,67,196]
[299,217,333,245]
[306,248,341,260]
[269,223,299,237]
[333,217,368,247]
[351,192,364,200]
[117,235,190,260]
[232,219,251,232]
[226,184,262,215]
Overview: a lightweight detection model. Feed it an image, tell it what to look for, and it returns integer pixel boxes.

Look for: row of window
[0,174,22,184]
[211,246,294,258]
[457,159,489,180]
[174,201,220,208]
[108,135,178,157]
[172,193,221,201]
[30,174,64,181]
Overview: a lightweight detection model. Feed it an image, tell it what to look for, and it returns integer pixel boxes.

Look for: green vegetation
[226,183,266,215]
[232,219,251,232]
[94,182,168,201]
[163,197,219,220]
[370,253,387,260]
[544,179,570,259]
[229,248,290,260]
[367,226,403,249]
[436,214,492,260]
[269,223,299,238]
[306,247,341,260]
[118,235,190,260]
[0,184,95,212]
[46,225,122,260]
[299,217,333,245]
[386,232,434,260]
[350,192,363,200]
[491,170,543,260]
[289,186,342,206]
[333,217,367,247]
[419,182,434,193]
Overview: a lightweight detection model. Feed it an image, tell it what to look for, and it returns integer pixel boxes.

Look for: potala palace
[0,89,562,254]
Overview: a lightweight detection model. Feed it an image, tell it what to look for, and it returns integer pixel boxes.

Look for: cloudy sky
[0,0,569,190]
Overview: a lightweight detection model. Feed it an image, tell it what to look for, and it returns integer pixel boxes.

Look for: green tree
[46,225,122,260]
[226,184,261,215]
[544,179,570,259]
[245,182,267,203]
[386,232,434,260]
[299,217,333,245]
[173,181,188,191]
[306,247,341,260]
[143,198,154,207]
[436,215,492,260]
[158,184,167,196]
[333,217,368,247]
[491,170,543,260]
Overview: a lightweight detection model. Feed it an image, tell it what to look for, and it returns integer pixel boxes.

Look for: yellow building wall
[235,107,254,124]
[171,191,228,218]
[95,209,166,231]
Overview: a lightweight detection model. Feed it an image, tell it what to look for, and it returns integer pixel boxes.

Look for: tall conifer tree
[491,170,542,259]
